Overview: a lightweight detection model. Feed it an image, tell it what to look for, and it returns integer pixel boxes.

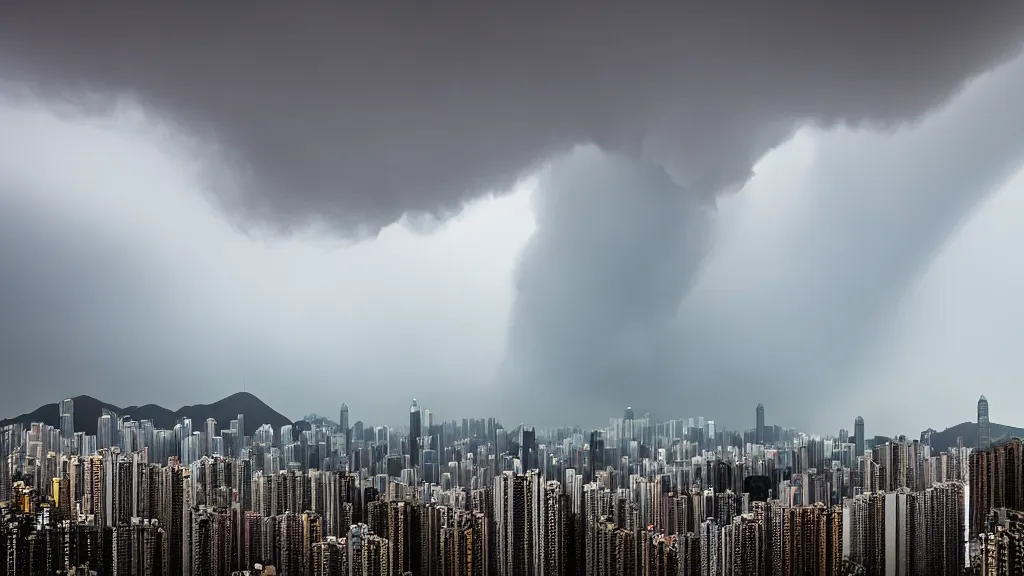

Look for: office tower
[624,406,635,421]
[854,416,865,458]
[410,399,421,469]
[756,403,765,445]
[522,428,537,472]
[204,418,217,457]
[339,403,350,451]
[978,395,991,450]
[59,398,74,440]
[236,413,245,442]
[97,414,113,451]
[281,424,294,448]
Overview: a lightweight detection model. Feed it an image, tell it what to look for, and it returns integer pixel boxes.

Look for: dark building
[756,403,765,445]
[970,437,1023,538]
[521,428,537,471]
[744,475,772,503]
[409,399,421,469]
[854,416,865,458]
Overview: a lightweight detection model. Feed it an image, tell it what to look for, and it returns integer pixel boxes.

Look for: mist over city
[3,3,1024,575]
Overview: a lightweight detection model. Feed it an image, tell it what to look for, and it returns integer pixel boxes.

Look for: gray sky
[2,4,1024,433]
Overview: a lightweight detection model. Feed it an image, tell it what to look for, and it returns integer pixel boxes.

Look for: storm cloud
[660,55,1024,432]
[2,4,1024,428]
[2,4,1023,231]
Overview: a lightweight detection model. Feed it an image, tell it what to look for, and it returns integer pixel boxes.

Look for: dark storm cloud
[659,56,1024,432]
[3,3,1024,426]
[2,3,1023,232]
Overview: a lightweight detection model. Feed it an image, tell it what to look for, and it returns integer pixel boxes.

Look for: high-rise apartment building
[970,437,1024,538]
[361,533,392,576]
[313,535,347,575]
[976,507,1024,575]
[495,470,536,575]
[721,512,765,575]
[130,517,167,576]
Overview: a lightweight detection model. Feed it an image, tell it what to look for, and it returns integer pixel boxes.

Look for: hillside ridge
[0,391,295,437]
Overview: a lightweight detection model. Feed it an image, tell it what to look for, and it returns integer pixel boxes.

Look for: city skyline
[4,392,1018,458]
[3,391,1020,574]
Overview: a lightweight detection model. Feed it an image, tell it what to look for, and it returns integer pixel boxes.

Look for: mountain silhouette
[925,420,1024,451]
[0,392,294,437]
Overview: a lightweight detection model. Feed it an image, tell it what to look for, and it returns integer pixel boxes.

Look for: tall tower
[755,403,765,445]
[978,395,991,450]
[854,416,865,458]
[59,398,75,440]
[340,402,350,455]
[410,399,421,468]
[205,418,217,457]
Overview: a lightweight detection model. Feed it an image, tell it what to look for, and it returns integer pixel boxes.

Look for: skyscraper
[340,402,350,455]
[978,395,990,450]
[854,416,865,458]
[204,418,217,457]
[755,403,765,445]
[59,398,74,439]
[624,406,635,421]
[410,399,421,468]
[97,413,113,451]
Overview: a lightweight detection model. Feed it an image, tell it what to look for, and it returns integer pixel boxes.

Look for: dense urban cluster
[1,396,1023,575]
